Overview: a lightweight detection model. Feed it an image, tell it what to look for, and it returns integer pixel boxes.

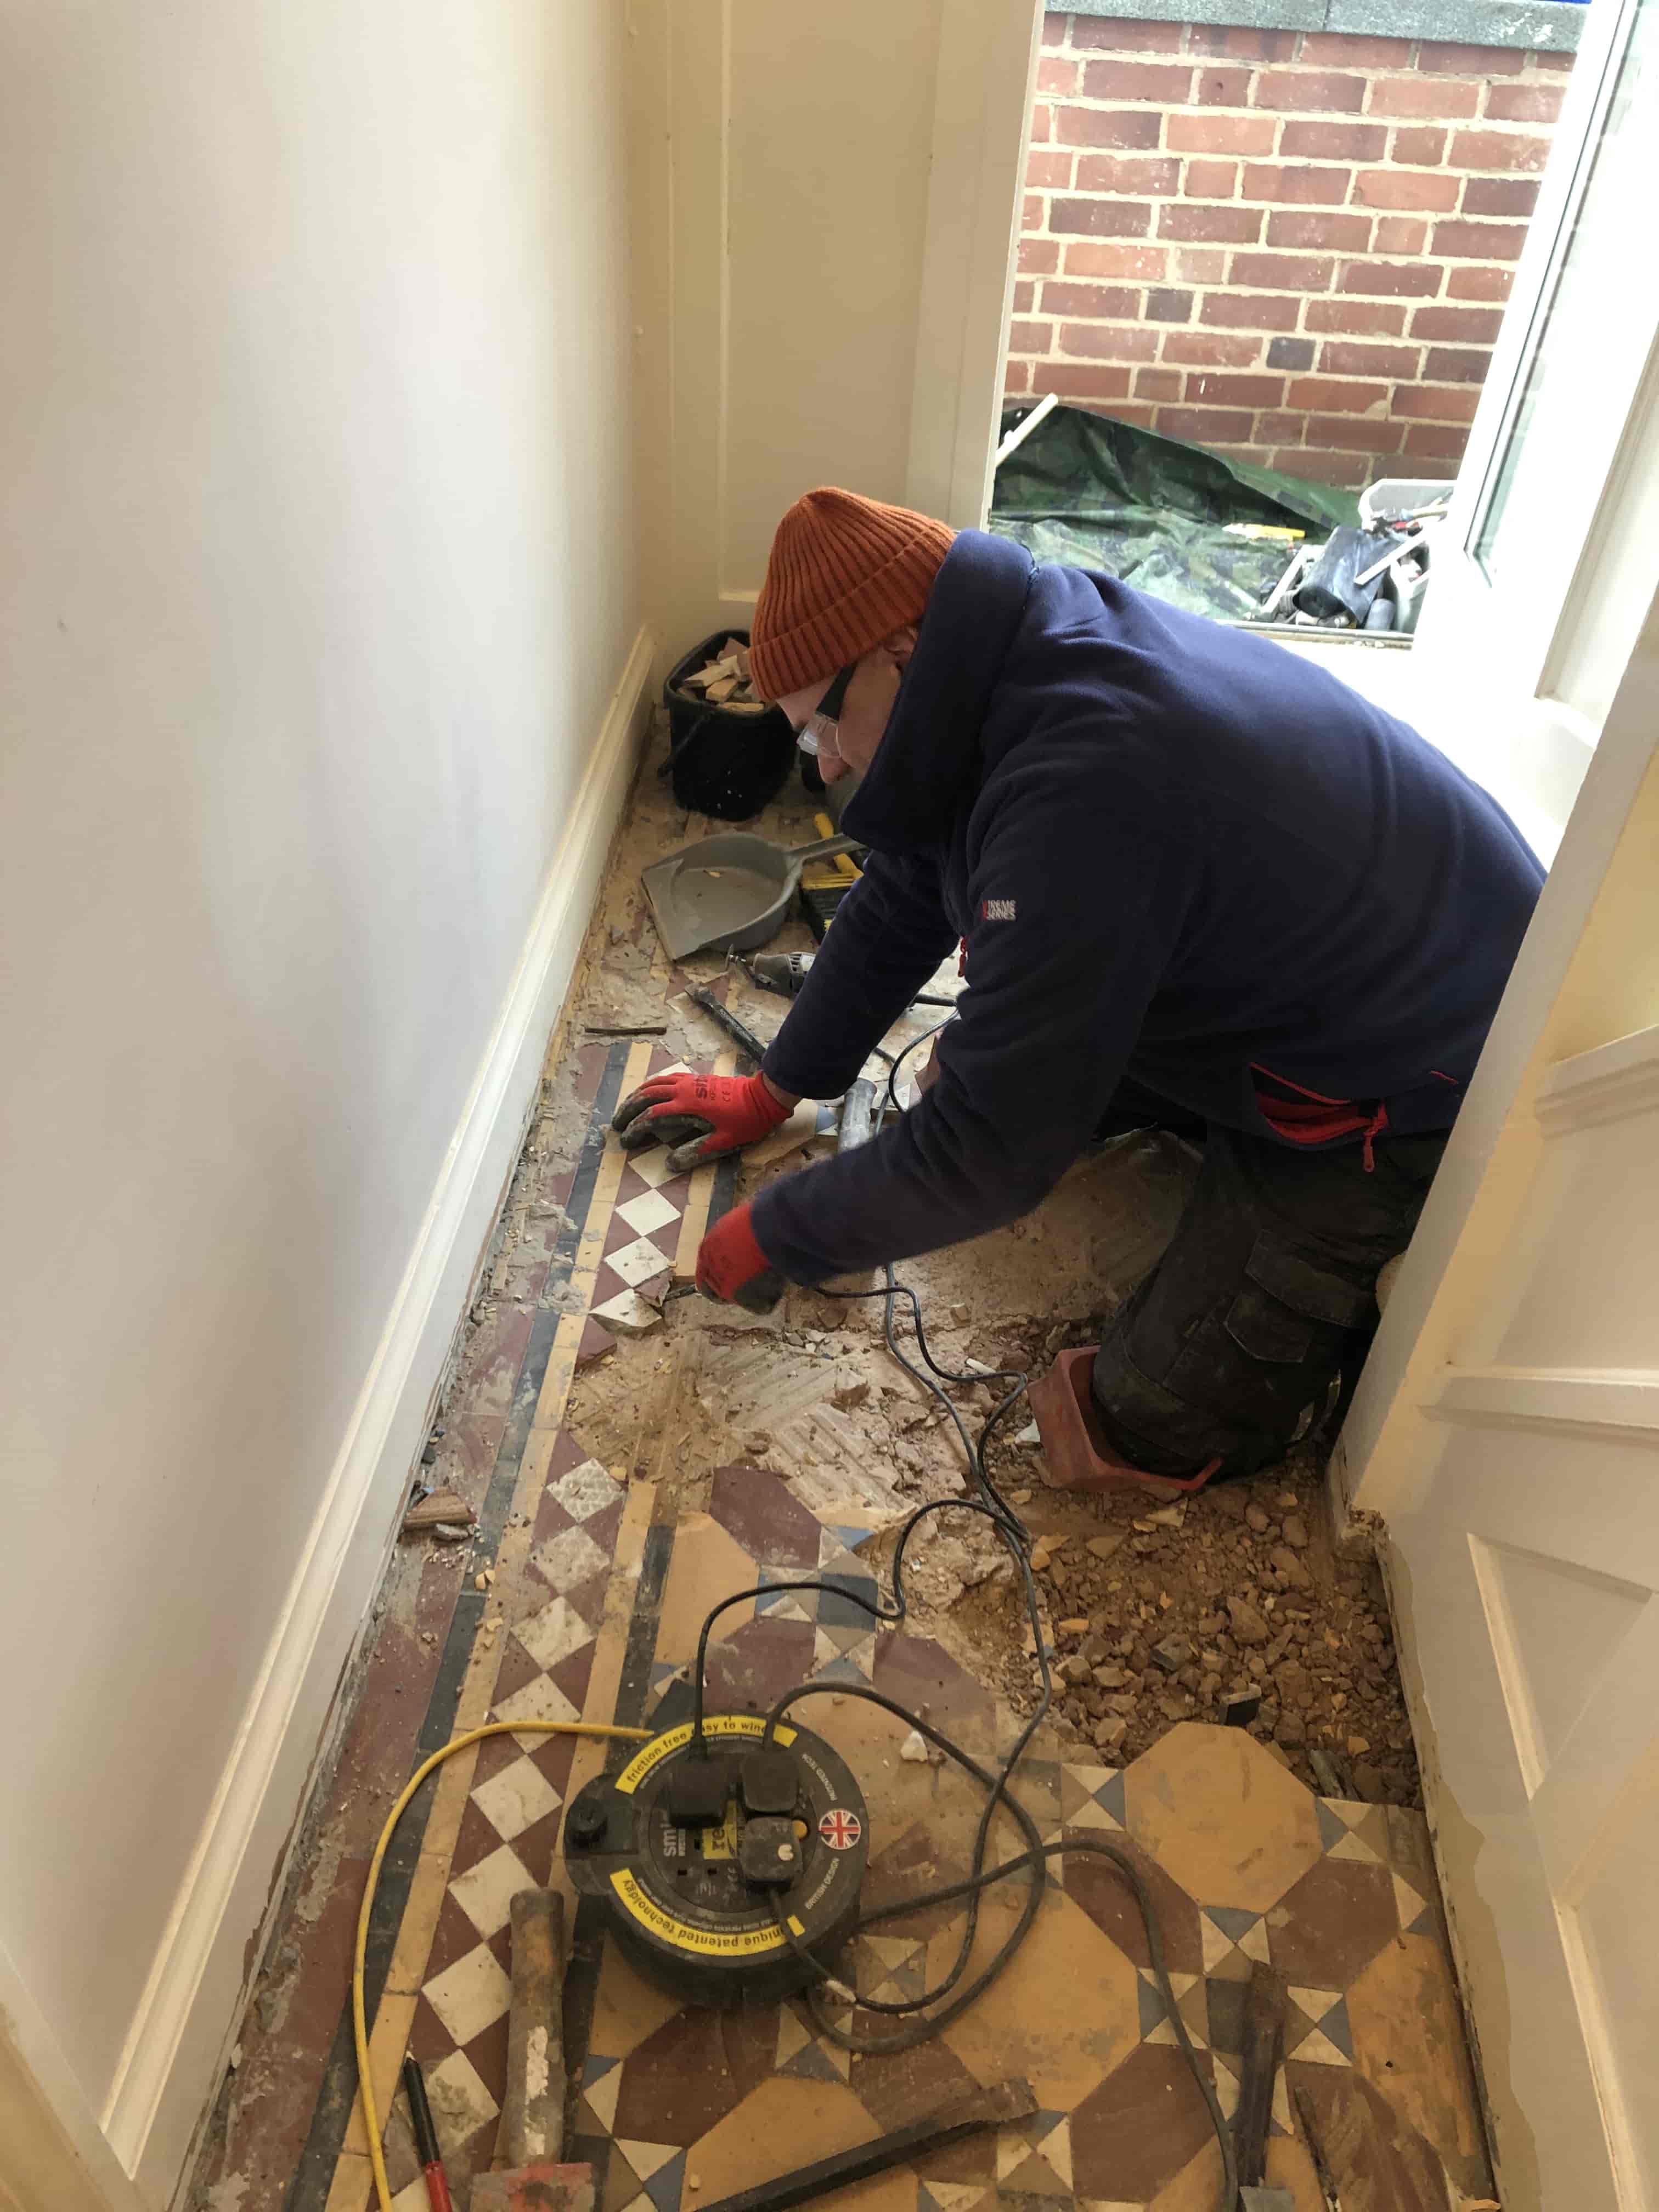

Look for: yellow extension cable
[354,1719,652,2212]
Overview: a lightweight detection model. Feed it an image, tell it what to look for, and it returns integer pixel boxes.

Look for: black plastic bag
[991,404,1359,622]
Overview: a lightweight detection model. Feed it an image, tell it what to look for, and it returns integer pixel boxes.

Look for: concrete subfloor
[189,731,1492,2212]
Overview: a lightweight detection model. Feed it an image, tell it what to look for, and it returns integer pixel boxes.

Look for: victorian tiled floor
[194,795,1493,2212]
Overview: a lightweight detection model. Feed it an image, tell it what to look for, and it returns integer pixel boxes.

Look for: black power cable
[676,1013,1235,2208]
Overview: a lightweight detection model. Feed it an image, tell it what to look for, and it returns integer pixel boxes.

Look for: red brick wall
[1007,15,1575,488]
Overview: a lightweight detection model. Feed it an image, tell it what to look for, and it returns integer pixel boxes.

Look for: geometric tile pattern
[301,1036,1494,2212]
[558,1493,1492,2212]
[321,1035,725,2209]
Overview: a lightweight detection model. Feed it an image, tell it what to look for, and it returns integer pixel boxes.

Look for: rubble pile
[985,1466,1420,1804]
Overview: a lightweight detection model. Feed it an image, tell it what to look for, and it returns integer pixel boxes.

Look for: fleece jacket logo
[980,898,1017,921]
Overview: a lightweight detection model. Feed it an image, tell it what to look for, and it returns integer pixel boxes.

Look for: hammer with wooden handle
[471,1891,594,2212]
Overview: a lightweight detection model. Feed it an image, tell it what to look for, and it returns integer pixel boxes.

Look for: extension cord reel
[564,1712,869,2005]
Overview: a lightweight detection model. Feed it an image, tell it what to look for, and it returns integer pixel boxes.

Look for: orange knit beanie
[748,487,956,701]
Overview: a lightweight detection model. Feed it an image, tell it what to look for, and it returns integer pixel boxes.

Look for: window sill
[1059,0,1584,56]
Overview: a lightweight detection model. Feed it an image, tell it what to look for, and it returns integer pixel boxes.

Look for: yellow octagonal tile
[1345,1931,1494,2198]
[1124,1723,1322,1915]
[653,1513,759,1662]
[938,1881,1139,2111]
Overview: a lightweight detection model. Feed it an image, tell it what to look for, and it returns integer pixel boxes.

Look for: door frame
[0,1940,144,2212]
[904,0,1043,529]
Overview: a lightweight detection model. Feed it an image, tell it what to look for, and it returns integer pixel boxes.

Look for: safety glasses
[794,663,856,759]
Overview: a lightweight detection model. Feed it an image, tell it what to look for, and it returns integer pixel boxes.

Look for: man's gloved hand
[611,1070,790,1172]
[695,1201,787,1313]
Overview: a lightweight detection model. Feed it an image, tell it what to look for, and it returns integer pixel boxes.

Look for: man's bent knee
[1090,1235,1379,1480]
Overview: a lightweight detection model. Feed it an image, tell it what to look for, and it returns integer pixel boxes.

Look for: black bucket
[659,629,798,821]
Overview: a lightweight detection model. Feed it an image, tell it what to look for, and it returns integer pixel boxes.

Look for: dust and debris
[184,721,1428,2212]
[937,1452,1420,1805]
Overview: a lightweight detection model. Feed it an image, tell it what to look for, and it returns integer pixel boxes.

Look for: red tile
[424,1886,494,1982]
[709,1466,825,1567]
[408,1990,458,2063]
[459,2010,513,2112]
[573,1044,612,1104]
[561,1568,613,1635]
[609,2005,778,2145]
[603,1207,655,1259]
[574,1317,619,1373]
[550,1637,600,1714]
[531,1488,579,1546]
[702,1617,820,1712]
[584,1498,627,1559]
[528,1730,580,1797]
[1065,1830,1205,1975]
[871,1635,997,1746]
[1071,2044,1221,2201]
[1267,1855,1400,1985]
[489,1636,548,1712]
[470,1729,528,1788]
[504,1803,568,1891]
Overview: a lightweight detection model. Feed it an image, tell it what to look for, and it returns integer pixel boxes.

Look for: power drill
[741,951,953,1011]
[743,951,815,998]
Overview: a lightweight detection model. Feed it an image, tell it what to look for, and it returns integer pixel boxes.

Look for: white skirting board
[99,628,656,2208]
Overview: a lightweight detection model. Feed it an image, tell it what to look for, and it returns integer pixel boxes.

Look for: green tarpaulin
[990,402,1359,623]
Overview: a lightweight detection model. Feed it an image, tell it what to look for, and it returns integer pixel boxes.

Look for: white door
[1336,585,1659,2210]
[1305,10,1659,2203]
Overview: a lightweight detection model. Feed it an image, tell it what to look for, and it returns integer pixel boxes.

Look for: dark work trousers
[1088,1077,1446,1480]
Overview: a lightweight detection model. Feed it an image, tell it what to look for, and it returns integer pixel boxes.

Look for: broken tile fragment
[574,1318,618,1369]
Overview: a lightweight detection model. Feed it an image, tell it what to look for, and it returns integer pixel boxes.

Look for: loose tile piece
[1345,1932,1494,2196]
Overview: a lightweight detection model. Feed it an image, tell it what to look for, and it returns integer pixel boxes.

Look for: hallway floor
[193,742,1494,2212]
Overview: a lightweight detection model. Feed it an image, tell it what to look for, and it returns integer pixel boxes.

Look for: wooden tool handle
[500,1889,566,2171]
[1233,1962,1286,2190]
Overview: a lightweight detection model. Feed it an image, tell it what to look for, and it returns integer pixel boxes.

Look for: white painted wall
[0,3,644,2198]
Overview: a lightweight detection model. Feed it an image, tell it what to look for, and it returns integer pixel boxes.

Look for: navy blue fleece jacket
[752,531,1543,1285]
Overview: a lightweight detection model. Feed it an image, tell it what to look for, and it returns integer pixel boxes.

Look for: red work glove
[611,1069,790,1172]
[696,1200,787,1313]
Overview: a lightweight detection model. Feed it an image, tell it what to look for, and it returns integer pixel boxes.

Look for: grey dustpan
[641,830,860,960]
